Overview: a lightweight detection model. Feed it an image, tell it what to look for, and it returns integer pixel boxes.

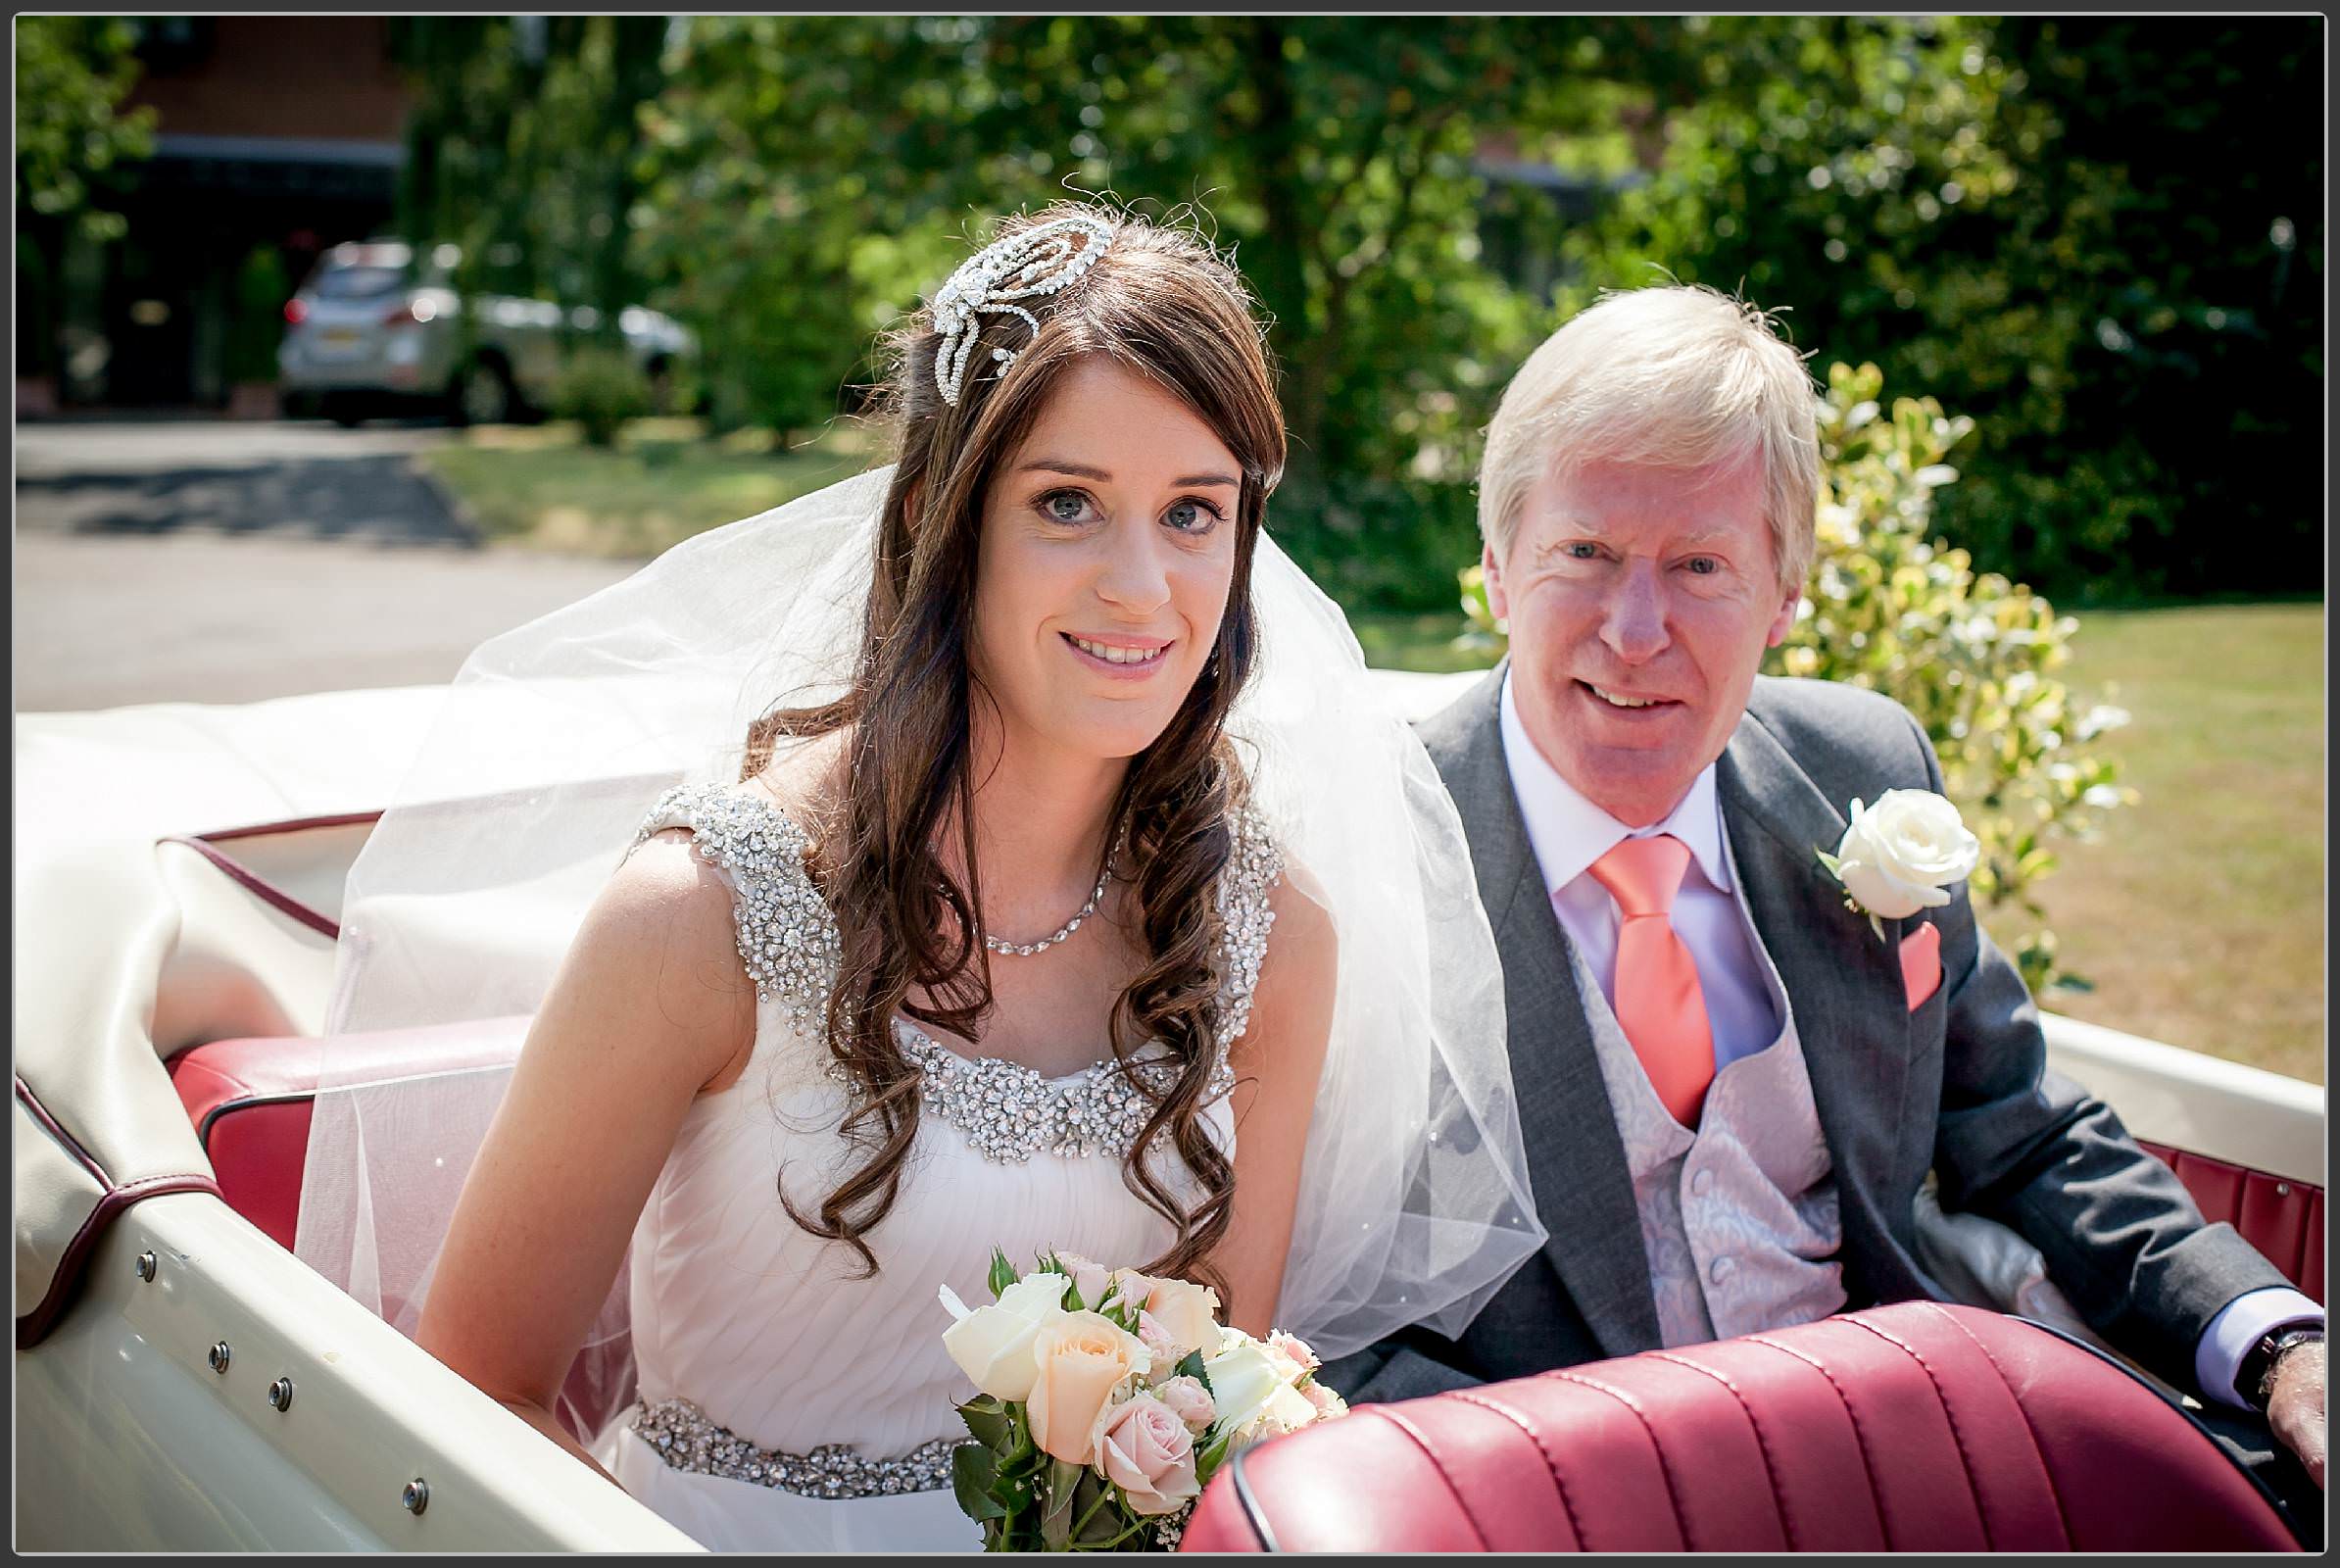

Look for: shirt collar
[1497,667,1732,898]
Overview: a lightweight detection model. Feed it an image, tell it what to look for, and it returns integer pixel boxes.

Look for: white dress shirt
[1496,669,2320,1406]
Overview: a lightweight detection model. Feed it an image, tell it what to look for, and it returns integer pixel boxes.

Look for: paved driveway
[15,420,637,710]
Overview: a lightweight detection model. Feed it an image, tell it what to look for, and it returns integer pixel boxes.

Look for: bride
[297,204,1541,1550]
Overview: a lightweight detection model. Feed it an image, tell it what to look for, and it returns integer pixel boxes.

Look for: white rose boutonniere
[1818,788,1980,941]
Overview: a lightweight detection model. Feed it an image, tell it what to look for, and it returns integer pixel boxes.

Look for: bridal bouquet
[939,1249,1347,1551]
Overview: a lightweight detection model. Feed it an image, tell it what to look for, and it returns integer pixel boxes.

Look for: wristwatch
[2238,1323,2324,1411]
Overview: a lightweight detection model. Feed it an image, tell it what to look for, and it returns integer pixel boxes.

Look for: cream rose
[1831,790,1978,920]
[1117,1274,1220,1362]
[1231,1381,1319,1451]
[1026,1311,1151,1464]
[1090,1394,1201,1517]
[1153,1375,1218,1433]
[1198,1332,1284,1437]
[940,1272,1072,1401]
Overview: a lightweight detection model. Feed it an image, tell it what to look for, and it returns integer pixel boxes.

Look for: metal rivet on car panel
[268,1377,295,1412]
[208,1341,231,1374]
[134,1251,157,1282]
[403,1479,429,1516]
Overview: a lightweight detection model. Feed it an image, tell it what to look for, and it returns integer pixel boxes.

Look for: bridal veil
[295,464,1545,1414]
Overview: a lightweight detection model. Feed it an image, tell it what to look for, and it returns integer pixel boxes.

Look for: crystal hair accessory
[930,214,1115,407]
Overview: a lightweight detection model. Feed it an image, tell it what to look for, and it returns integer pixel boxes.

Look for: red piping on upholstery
[197,808,383,843]
[1549,1369,1697,1551]
[1449,1391,1588,1549]
[157,835,341,940]
[1745,1332,1895,1549]
[1372,1406,1493,1550]
[1919,1301,2076,1551]
[1652,1351,1800,1550]
[1844,1314,1996,1549]
[15,1079,221,1349]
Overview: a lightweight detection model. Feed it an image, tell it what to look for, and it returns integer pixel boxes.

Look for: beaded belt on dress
[630,1397,962,1499]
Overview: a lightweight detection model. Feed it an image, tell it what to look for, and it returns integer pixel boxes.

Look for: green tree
[1567,16,2319,602]
[632,17,1633,604]
[15,16,156,380]
[15,16,154,239]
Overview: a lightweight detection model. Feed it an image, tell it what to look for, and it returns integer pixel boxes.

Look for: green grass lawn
[1360,603,2325,1085]
[2018,603,2324,1085]
[419,418,876,558]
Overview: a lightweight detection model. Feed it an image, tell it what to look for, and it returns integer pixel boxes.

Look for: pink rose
[1268,1331,1321,1379]
[1089,1394,1201,1517]
[1301,1380,1347,1421]
[1053,1251,1115,1312]
[1154,1375,1217,1432]
[1136,1310,1181,1368]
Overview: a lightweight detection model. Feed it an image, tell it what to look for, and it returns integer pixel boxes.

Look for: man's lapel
[1427,669,1662,1357]
[1716,710,1915,1298]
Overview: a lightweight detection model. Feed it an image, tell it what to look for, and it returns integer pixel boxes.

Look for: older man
[1325,284,2323,1529]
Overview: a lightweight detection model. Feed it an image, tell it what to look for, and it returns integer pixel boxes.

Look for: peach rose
[1090,1394,1201,1517]
[1154,1374,1218,1433]
[1118,1274,1220,1361]
[1026,1311,1150,1464]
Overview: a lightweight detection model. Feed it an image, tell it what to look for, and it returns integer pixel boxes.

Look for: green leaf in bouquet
[1039,1457,1087,1550]
[956,1395,1013,1451]
[953,1443,1007,1521]
[1174,1349,1207,1386]
[1194,1426,1237,1488]
[989,1248,1019,1298]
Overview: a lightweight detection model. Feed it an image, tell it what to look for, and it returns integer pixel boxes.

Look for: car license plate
[319,327,362,348]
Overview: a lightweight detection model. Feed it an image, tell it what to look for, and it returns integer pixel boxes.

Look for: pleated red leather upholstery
[1181,1301,2298,1552]
[166,1017,532,1251]
[2139,1141,2323,1304]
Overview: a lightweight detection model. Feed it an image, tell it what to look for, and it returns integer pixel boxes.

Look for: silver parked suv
[277,239,694,426]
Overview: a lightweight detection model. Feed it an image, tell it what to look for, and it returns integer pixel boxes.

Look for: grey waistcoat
[1571,836,1848,1347]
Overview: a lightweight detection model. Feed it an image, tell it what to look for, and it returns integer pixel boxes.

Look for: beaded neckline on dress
[629,782,1279,1164]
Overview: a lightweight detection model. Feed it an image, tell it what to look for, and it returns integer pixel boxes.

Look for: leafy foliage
[1781,363,2134,991]
[1461,362,2133,991]
[551,347,654,448]
[14,16,154,242]
[388,18,2313,610]
[1565,16,2319,602]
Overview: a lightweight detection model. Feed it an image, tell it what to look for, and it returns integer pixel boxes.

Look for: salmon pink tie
[1586,834,1716,1127]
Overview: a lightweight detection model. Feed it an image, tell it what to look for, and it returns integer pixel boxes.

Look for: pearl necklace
[984,858,1114,957]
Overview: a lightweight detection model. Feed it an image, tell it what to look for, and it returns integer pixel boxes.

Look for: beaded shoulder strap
[1210,803,1285,1052]
[628,783,842,1034]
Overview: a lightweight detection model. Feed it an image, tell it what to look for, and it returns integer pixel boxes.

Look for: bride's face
[969,355,1243,766]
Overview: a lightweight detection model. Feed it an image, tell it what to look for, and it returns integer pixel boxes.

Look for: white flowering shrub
[1459,360,2133,992]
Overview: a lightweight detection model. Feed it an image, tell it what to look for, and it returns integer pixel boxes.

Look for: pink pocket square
[1900,920,1943,1011]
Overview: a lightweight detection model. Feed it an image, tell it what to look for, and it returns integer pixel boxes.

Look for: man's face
[1487,453,1800,827]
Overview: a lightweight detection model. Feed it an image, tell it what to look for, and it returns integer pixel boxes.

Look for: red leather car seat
[164,1017,635,1442]
[167,1016,532,1252]
[1183,1301,2298,1552]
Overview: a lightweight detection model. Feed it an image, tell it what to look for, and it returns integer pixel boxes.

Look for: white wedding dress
[589,782,1280,1551]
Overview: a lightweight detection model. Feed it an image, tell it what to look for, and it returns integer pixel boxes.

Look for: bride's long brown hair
[745,205,1287,1286]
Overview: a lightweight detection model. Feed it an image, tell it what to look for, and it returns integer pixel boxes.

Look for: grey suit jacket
[1324,667,2290,1406]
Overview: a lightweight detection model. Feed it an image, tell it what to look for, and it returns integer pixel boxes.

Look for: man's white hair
[1477,283,1823,594]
